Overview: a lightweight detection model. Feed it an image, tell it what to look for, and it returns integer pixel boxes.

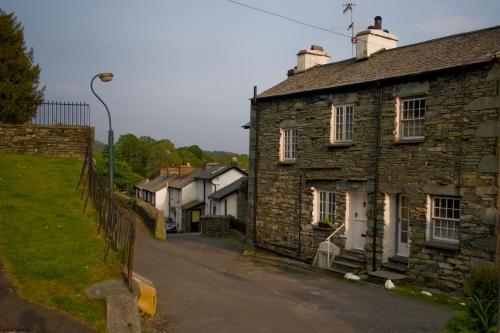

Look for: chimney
[231,156,238,166]
[179,164,195,177]
[293,45,330,74]
[356,16,398,59]
[160,166,180,176]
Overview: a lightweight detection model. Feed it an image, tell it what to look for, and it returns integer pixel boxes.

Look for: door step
[381,255,409,273]
[368,270,407,284]
[389,255,409,265]
[330,249,367,274]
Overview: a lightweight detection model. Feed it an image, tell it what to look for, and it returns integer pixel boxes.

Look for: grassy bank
[0,153,120,331]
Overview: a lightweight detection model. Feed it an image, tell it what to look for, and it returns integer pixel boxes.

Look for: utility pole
[343,2,356,57]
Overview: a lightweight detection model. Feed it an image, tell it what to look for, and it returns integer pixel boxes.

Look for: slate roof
[168,173,197,189]
[136,174,170,193]
[181,199,204,210]
[209,177,247,200]
[194,165,247,180]
[257,26,500,99]
[135,179,149,190]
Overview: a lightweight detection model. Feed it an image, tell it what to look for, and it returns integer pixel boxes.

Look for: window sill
[328,142,353,148]
[424,240,459,251]
[394,138,425,145]
[279,160,297,165]
[312,224,333,231]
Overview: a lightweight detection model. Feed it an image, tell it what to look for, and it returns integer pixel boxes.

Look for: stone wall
[248,63,499,292]
[0,124,94,159]
[131,197,166,240]
[201,216,231,237]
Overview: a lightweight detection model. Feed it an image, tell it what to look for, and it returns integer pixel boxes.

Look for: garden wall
[0,124,94,159]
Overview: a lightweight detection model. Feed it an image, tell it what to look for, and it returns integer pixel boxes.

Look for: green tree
[0,10,44,123]
[146,140,181,178]
[115,134,148,176]
[95,148,143,195]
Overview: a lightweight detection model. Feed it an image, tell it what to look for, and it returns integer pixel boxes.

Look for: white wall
[212,193,238,217]
[154,187,167,214]
[182,181,199,204]
[169,187,183,230]
[383,194,397,262]
[213,169,245,189]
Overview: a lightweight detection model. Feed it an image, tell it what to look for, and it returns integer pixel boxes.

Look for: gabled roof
[257,26,500,99]
[194,165,247,180]
[168,173,197,189]
[135,178,149,190]
[209,177,246,201]
[181,199,204,210]
[139,174,172,193]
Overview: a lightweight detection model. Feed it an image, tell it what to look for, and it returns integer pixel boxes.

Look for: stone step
[335,253,367,265]
[341,249,367,260]
[382,261,408,273]
[388,255,409,265]
[368,270,407,284]
[332,259,365,274]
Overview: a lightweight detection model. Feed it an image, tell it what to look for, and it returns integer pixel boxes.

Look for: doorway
[346,191,368,250]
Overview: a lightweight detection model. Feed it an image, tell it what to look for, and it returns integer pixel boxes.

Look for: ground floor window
[430,196,460,242]
[315,190,337,224]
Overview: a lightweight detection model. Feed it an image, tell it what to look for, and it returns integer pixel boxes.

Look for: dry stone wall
[0,124,93,159]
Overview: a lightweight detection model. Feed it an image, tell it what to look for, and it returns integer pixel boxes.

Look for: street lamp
[90,73,114,215]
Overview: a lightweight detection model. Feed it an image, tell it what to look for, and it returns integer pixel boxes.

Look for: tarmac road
[134,227,453,333]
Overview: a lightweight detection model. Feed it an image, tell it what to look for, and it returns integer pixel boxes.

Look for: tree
[115,134,148,176]
[0,10,44,123]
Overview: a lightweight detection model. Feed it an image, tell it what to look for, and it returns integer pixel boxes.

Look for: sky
[1,0,499,153]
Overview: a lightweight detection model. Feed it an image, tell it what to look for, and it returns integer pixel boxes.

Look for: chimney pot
[356,16,397,59]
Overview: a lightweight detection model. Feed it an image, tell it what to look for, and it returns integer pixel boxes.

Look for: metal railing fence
[77,144,136,290]
[0,101,90,126]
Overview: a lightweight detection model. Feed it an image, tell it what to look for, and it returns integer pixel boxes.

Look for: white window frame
[398,97,426,140]
[430,196,460,243]
[331,104,354,143]
[280,128,298,161]
[313,190,337,224]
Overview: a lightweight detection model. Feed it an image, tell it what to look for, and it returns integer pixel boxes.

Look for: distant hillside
[95,140,105,151]
[95,133,248,193]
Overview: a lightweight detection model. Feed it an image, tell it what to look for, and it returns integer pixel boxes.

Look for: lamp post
[91,73,114,217]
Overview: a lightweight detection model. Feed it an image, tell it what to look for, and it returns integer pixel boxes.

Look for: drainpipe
[372,82,383,271]
[252,86,259,246]
[297,170,302,255]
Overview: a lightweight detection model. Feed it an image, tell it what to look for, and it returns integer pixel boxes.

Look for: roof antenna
[343,2,356,57]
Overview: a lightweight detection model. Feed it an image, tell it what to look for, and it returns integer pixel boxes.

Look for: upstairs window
[280,128,298,161]
[431,196,460,243]
[399,97,426,140]
[331,104,354,143]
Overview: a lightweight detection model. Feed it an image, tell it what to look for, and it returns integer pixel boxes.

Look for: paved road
[134,228,452,333]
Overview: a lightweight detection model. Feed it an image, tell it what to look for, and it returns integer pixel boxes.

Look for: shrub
[446,266,499,333]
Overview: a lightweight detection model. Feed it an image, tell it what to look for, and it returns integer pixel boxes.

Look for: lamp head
[98,72,114,82]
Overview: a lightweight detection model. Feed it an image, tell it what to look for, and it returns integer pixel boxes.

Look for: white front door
[397,195,410,257]
[346,191,368,250]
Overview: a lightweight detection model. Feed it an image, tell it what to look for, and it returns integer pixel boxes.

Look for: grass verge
[0,153,120,331]
[391,284,463,311]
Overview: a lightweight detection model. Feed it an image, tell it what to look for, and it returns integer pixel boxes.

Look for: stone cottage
[247,17,500,291]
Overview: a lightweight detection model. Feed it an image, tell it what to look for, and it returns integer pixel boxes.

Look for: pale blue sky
[1,0,499,153]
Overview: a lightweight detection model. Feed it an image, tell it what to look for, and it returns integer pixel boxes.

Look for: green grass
[0,153,120,331]
[392,284,464,311]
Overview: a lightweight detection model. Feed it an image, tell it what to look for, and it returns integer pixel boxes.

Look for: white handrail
[325,223,345,267]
